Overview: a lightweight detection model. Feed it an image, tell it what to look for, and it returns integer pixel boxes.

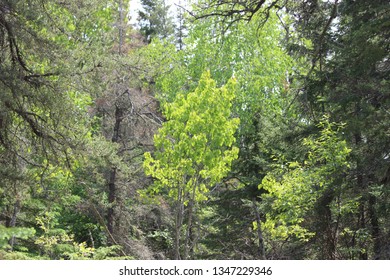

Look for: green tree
[142,71,239,259]
[138,0,175,43]
[259,117,351,258]
[175,0,188,50]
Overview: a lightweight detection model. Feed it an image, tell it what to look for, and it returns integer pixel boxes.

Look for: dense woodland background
[0,0,389,260]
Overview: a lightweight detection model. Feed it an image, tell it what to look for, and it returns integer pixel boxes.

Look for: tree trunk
[107,105,123,241]
[174,187,184,260]
[8,200,20,251]
[368,193,381,259]
[316,188,336,259]
[252,198,266,260]
[354,130,369,260]
[107,167,117,238]
[183,200,192,260]
[183,184,198,260]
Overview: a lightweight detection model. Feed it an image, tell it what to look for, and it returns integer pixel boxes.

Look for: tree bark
[107,105,123,241]
[316,188,336,259]
[8,200,20,251]
[252,198,266,260]
[174,187,184,260]
[107,167,117,238]
[184,184,197,260]
[354,131,368,260]
[368,193,381,259]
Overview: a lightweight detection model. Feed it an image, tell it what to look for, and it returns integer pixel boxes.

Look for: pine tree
[138,0,175,43]
[175,0,187,50]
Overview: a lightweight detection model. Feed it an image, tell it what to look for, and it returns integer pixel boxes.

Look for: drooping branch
[0,9,31,73]
[180,0,286,32]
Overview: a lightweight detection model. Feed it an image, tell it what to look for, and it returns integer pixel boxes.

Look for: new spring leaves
[143,71,239,204]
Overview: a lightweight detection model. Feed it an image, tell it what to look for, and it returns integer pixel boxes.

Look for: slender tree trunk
[368,193,381,259]
[316,188,336,259]
[184,184,197,260]
[174,187,184,260]
[107,167,117,238]
[107,105,123,241]
[183,199,193,260]
[252,198,266,260]
[8,199,20,251]
[354,131,368,260]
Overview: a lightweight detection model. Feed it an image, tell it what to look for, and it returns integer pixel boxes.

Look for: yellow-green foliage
[142,71,239,204]
[259,117,351,242]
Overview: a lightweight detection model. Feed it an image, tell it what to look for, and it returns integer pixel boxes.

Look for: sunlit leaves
[259,117,351,242]
[142,71,239,203]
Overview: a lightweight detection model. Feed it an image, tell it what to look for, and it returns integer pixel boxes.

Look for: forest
[0,0,389,260]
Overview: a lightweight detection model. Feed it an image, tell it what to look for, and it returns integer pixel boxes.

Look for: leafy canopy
[143,71,239,203]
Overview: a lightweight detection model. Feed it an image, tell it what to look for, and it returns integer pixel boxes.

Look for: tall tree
[142,71,239,259]
[175,0,188,50]
[138,0,175,43]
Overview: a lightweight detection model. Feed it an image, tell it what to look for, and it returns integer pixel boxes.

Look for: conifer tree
[138,0,175,43]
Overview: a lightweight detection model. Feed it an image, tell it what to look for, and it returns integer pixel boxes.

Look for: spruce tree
[138,0,175,43]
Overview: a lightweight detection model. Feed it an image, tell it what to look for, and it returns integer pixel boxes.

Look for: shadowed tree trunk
[252,198,266,260]
[107,105,123,241]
